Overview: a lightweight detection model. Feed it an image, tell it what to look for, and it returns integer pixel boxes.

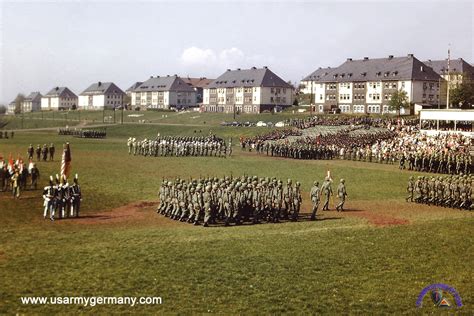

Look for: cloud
[178,46,274,75]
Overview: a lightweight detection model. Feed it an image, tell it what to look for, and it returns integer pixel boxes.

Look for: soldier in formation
[42,174,82,221]
[128,134,229,158]
[407,175,472,210]
[156,175,303,226]
[58,128,106,138]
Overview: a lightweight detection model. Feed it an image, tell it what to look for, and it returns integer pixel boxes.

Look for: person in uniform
[49,143,55,161]
[30,163,40,190]
[11,169,20,199]
[310,181,321,220]
[406,176,414,202]
[43,176,55,221]
[27,144,34,160]
[35,145,41,161]
[335,179,347,212]
[291,182,302,221]
[70,174,82,217]
[322,177,333,211]
[41,144,48,161]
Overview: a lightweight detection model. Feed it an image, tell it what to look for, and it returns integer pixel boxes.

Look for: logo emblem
[417,283,462,308]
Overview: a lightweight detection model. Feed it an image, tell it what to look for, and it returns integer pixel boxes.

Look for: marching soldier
[322,177,333,211]
[35,145,41,161]
[335,179,347,212]
[291,182,302,221]
[406,176,414,202]
[310,181,321,220]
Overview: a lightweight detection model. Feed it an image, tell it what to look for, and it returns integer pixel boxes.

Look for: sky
[0,0,472,104]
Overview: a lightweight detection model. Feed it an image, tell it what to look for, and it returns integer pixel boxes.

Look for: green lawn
[0,122,472,314]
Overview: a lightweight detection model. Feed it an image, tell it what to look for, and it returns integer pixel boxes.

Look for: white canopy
[420,109,474,121]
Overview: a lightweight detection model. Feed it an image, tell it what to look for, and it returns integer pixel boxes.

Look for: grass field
[0,115,472,314]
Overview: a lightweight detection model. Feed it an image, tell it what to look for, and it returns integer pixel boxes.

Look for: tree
[14,93,25,115]
[388,89,409,116]
[450,77,474,109]
[0,105,6,114]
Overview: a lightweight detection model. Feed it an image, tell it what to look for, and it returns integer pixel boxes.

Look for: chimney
[98,81,102,86]
[363,57,369,60]
[388,55,394,59]
[55,87,59,90]
[237,68,241,71]
[167,75,170,77]
[347,58,352,61]
[263,66,268,69]
[252,66,257,70]
[150,76,153,78]
[407,53,414,57]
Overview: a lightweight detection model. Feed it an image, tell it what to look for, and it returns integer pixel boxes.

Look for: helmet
[314,181,319,186]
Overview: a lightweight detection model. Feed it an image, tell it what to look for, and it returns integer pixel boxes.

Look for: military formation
[0,131,14,139]
[0,158,41,197]
[406,175,472,210]
[239,128,302,150]
[157,174,348,227]
[127,135,230,157]
[58,128,107,138]
[27,143,56,161]
[261,129,396,161]
[400,152,471,175]
[287,115,419,130]
[42,174,82,221]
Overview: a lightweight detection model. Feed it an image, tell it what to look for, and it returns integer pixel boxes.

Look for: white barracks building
[79,82,125,110]
[202,67,294,113]
[130,75,196,110]
[41,87,78,111]
[302,54,442,115]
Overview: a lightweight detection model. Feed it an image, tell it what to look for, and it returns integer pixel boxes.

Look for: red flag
[61,143,72,178]
[8,153,14,173]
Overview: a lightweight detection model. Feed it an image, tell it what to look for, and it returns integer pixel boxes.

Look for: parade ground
[0,112,472,313]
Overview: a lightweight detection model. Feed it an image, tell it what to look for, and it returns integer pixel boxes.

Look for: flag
[8,154,14,173]
[61,142,72,178]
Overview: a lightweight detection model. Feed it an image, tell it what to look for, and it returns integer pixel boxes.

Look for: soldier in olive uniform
[406,176,414,202]
[335,179,347,212]
[322,177,333,211]
[310,181,321,220]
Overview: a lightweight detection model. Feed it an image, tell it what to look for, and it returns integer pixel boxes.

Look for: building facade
[424,58,474,89]
[130,75,196,110]
[202,67,294,114]
[22,92,42,112]
[78,82,125,110]
[302,54,442,115]
[7,101,16,115]
[181,77,213,104]
[41,87,78,111]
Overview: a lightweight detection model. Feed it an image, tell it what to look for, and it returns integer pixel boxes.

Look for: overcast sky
[0,0,472,103]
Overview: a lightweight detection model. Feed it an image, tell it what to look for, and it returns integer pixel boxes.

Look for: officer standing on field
[335,179,347,212]
[310,181,321,220]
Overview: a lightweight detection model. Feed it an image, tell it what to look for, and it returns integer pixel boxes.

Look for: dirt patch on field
[340,209,409,227]
[66,200,185,227]
[58,198,464,229]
